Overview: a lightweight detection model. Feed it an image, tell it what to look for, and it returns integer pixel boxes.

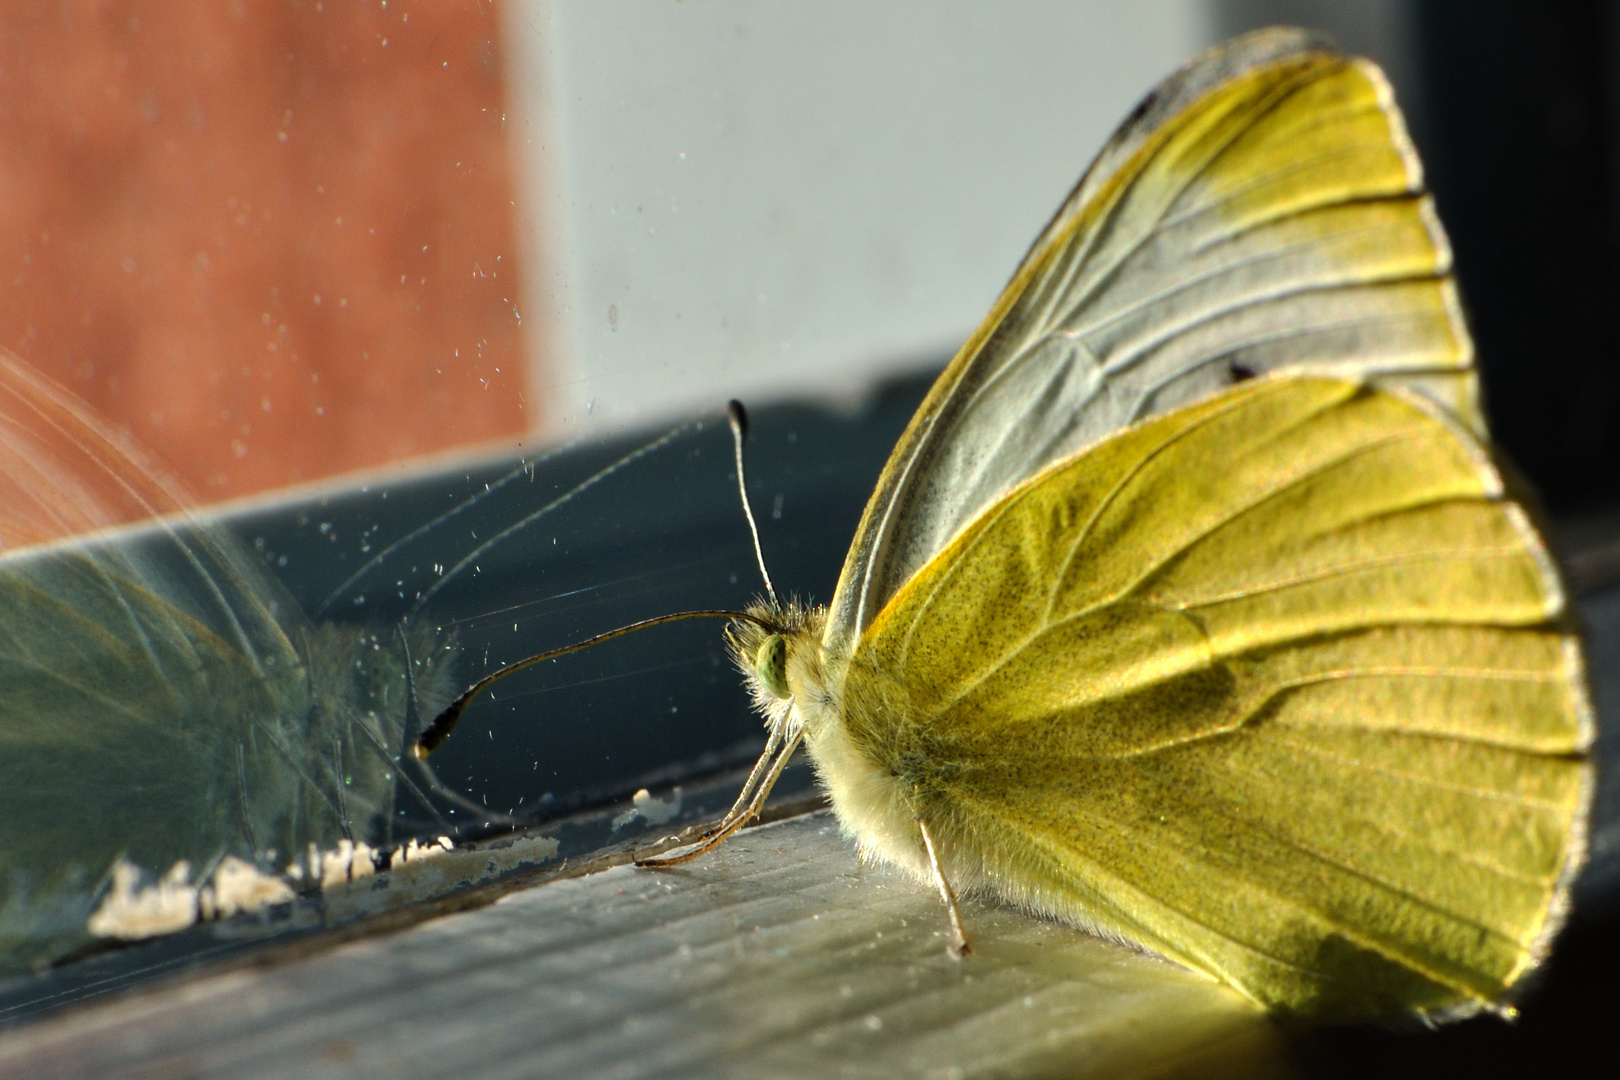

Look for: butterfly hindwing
[839,376,1590,1018]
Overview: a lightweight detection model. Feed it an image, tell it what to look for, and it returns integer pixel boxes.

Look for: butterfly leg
[917,818,971,957]
[635,730,777,860]
[692,726,783,845]
[638,732,803,867]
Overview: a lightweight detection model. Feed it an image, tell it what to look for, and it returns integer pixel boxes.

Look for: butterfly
[414,28,1593,1021]
[0,345,461,973]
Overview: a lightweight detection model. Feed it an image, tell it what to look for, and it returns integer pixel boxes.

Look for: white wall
[501,1,1213,437]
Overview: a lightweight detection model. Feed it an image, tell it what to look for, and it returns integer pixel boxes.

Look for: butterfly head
[726,599,827,722]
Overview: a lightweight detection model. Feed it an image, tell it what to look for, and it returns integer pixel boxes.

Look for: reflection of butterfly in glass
[0,346,459,973]
[425,28,1593,1021]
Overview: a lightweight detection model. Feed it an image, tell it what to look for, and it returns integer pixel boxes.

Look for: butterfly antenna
[728,400,779,606]
[412,608,779,758]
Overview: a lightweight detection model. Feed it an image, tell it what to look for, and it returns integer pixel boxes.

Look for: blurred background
[8,1,1613,520]
[0,2,527,500]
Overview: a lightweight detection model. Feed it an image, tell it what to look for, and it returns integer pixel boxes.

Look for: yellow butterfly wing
[834,375,1590,1018]
[826,28,1475,658]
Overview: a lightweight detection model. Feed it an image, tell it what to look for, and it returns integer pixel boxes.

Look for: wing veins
[1180,739,1554,884]
[1066,204,1438,347]
[1261,727,1576,810]
[1181,743,1561,888]
[993,784,1524,989]
[1028,66,1334,336]
[1102,269,1453,392]
[1047,413,1425,623]
[1121,768,1533,949]
[1183,188,1432,261]
[926,415,1486,719]
[1161,131,1415,233]
[1179,545,1530,612]
[944,337,1104,508]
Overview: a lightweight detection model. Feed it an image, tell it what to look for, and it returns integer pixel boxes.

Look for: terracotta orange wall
[0,0,531,504]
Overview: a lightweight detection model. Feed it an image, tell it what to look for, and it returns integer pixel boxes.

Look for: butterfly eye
[753,634,790,700]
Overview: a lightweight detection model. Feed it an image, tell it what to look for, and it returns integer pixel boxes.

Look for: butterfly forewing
[827,29,1475,654]
[841,376,1590,1018]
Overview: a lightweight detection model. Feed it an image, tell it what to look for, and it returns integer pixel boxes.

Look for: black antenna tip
[727,400,749,441]
[412,700,466,759]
